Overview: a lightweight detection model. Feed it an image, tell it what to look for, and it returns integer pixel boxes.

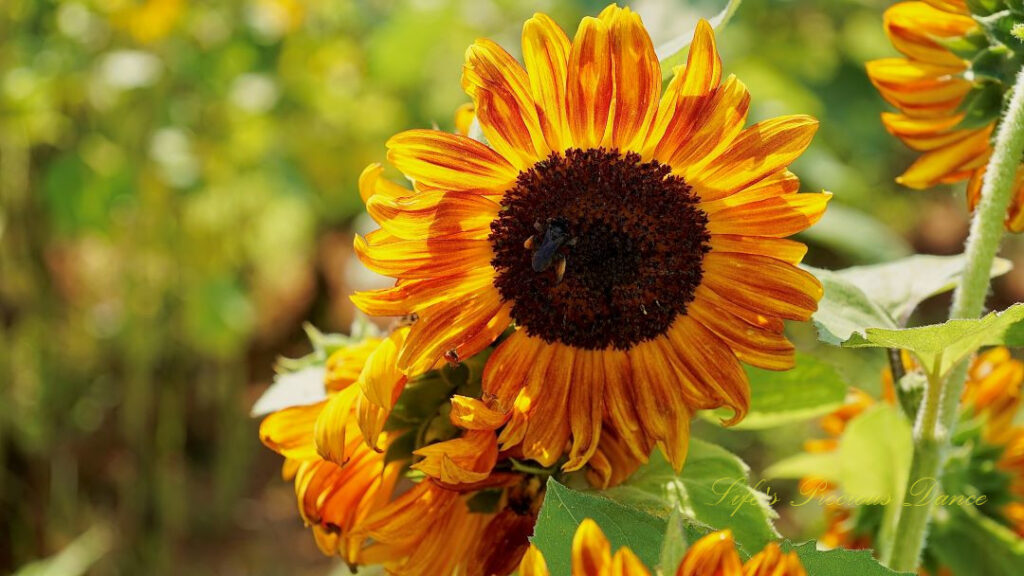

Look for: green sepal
[957,80,1005,129]
[383,428,418,465]
[969,0,1007,17]
[937,28,994,60]
[977,9,1024,50]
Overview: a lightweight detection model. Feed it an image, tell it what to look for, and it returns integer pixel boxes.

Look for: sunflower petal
[567,16,613,148]
[605,7,660,151]
[522,13,572,152]
[386,129,517,191]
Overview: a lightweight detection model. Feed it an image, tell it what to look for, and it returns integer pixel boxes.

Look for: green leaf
[807,254,1013,346]
[822,255,1012,325]
[763,450,841,483]
[656,0,743,80]
[838,404,913,504]
[599,439,779,554]
[780,541,914,576]
[927,504,1024,576]
[807,266,898,346]
[531,478,668,576]
[843,304,1024,377]
[704,353,847,429]
[658,506,691,574]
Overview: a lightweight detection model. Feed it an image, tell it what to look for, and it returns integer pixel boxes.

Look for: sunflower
[259,328,547,574]
[799,347,1024,550]
[866,1,1024,231]
[353,3,828,474]
[519,519,806,576]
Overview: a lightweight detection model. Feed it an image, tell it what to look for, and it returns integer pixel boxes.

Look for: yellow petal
[567,16,613,149]
[386,129,517,191]
[572,519,612,576]
[522,12,572,152]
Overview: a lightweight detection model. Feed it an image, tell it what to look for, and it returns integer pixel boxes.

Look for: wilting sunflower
[354,4,828,473]
[520,519,806,576]
[866,1,1024,231]
[259,328,547,575]
[798,347,1024,553]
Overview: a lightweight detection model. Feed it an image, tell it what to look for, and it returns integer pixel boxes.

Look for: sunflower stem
[887,65,1024,572]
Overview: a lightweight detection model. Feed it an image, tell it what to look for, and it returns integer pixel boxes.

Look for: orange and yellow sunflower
[520,519,806,576]
[866,1,1024,231]
[260,331,545,575]
[354,4,829,474]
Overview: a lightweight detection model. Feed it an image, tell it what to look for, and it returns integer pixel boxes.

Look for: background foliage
[1,0,1023,574]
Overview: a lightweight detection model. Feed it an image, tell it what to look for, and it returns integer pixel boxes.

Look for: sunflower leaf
[926,503,1024,576]
[842,304,1024,377]
[531,478,673,576]
[838,404,913,505]
[656,0,744,80]
[779,541,914,576]
[807,266,898,346]
[598,439,779,555]
[806,254,1013,345]
[703,353,847,429]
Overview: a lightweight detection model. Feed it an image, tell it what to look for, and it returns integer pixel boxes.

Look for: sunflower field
[2,0,1024,575]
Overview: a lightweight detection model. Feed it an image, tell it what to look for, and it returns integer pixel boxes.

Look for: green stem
[887,65,1024,572]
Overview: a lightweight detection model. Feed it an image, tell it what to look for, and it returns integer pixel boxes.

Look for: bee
[524,218,576,284]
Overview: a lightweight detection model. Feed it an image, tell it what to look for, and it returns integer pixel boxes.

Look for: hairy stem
[887,65,1024,572]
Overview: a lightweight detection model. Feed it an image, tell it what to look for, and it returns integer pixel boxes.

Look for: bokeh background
[2,0,1022,574]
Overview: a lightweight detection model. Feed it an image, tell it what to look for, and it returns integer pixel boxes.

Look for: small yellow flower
[520,520,805,576]
[354,3,828,477]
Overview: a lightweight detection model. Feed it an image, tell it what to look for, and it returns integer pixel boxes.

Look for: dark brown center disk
[489,148,710,351]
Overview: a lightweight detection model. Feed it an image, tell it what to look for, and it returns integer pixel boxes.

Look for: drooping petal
[314,386,360,465]
[450,395,511,430]
[522,344,574,467]
[565,349,603,471]
[260,402,324,461]
[687,295,796,371]
[585,423,651,489]
[884,1,975,67]
[897,126,992,188]
[411,430,499,485]
[398,287,508,373]
[666,316,750,424]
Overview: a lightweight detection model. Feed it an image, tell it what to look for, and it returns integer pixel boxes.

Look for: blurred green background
[2,0,1022,574]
